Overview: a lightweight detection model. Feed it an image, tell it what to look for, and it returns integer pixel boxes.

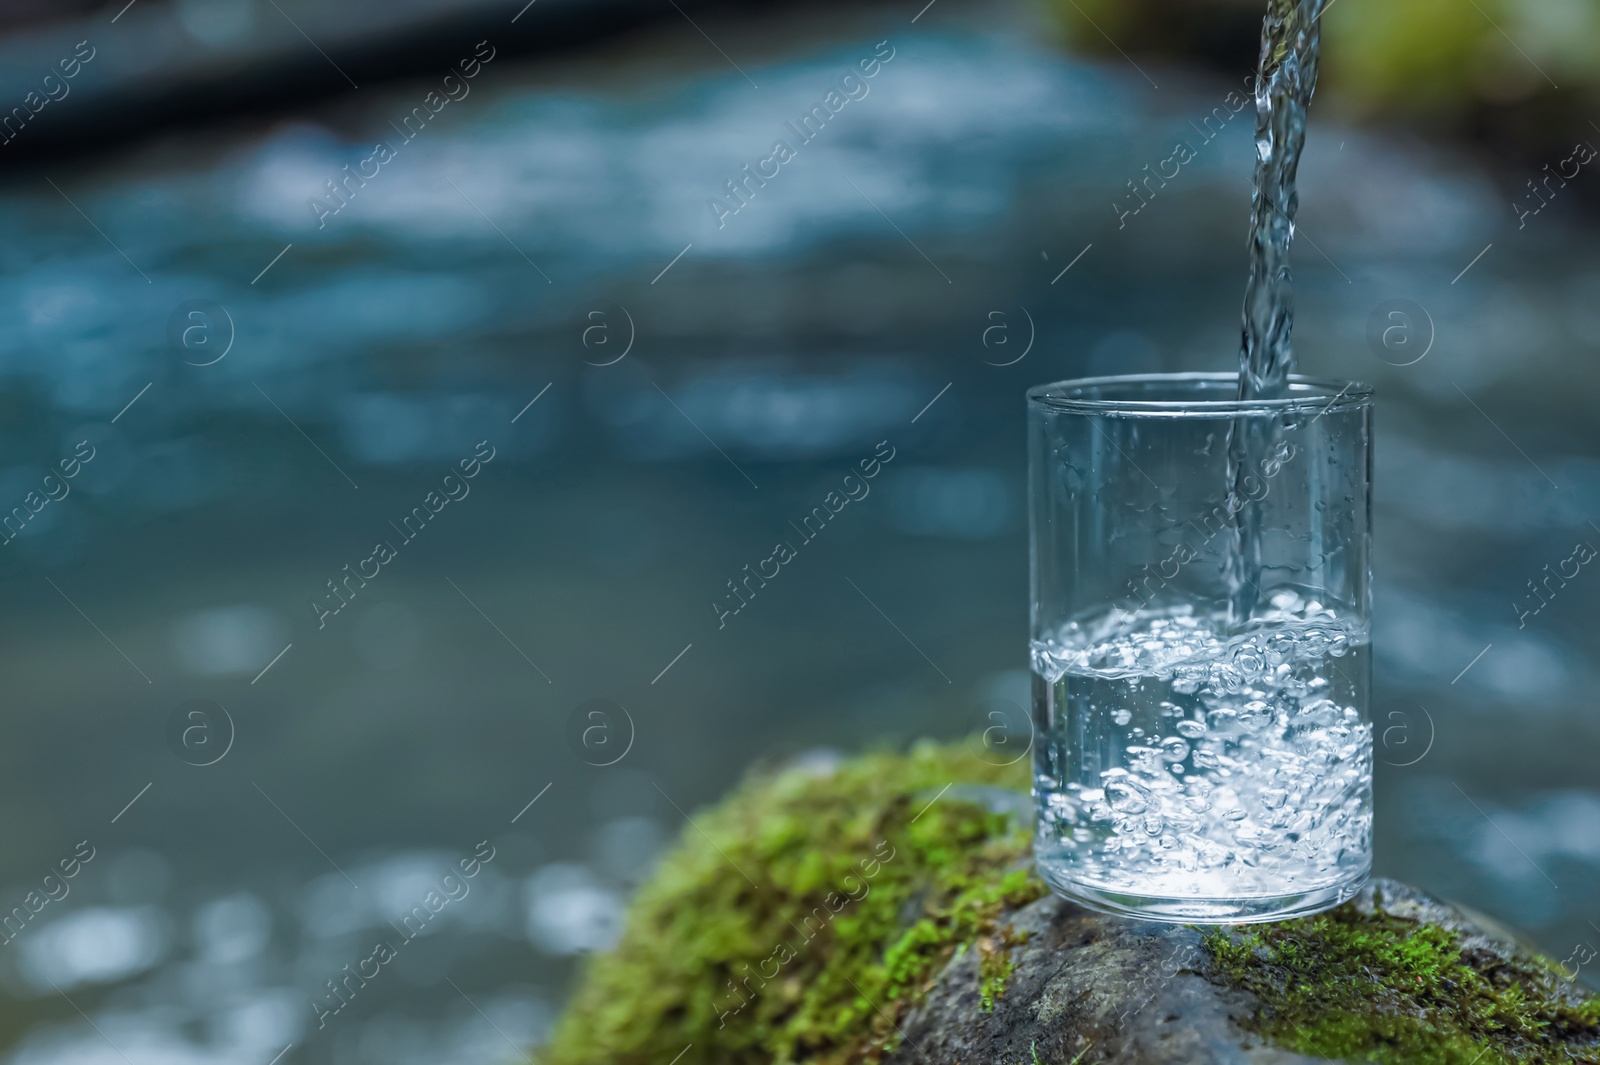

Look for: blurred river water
[0,2,1597,1062]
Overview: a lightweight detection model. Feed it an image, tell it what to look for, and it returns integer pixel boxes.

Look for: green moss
[1202,896,1600,1064]
[978,945,1015,1012]
[977,923,1030,1012]
[541,741,1042,1065]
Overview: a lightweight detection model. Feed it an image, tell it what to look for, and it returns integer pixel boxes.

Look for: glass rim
[1026,372,1373,416]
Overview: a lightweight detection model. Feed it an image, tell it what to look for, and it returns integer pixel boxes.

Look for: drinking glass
[1028,373,1373,922]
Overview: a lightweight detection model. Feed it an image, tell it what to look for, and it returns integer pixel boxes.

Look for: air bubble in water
[1029,600,1372,899]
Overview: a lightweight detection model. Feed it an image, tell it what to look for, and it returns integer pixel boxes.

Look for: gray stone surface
[888,878,1588,1065]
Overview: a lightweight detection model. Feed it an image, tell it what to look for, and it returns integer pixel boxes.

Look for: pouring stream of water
[1226,0,1326,627]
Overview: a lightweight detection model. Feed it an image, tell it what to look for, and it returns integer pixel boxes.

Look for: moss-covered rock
[1205,890,1600,1063]
[542,743,1600,1064]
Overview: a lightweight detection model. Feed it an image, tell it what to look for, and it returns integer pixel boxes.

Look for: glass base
[1037,863,1370,924]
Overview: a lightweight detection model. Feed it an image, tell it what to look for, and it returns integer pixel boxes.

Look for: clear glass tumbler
[1028,373,1373,923]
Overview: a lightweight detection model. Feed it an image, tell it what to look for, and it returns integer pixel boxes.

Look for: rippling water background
[0,1,1597,1061]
